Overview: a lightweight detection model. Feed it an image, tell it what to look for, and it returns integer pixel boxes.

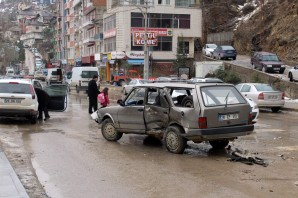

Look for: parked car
[189,77,223,83]
[46,68,64,85]
[251,51,286,74]
[245,97,259,123]
[212,45,237,60]
[34,71,46,81]
[235,83,285,113]
[96,82,254,154]
[288,65,298,82]
[123,79,151,95]
[0,79,38,124]
[202,44,217,57]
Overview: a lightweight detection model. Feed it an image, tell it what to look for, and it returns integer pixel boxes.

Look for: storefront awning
[127,59,144,65]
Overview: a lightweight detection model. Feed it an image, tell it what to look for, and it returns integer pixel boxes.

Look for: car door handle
[137,109,143,112]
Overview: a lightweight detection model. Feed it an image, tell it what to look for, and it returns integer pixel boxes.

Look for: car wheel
[30,116,37,124]
[209,140,229,149]
[233,57,236,60]
[164,126,187,154]
[271,107,280,113]
[279,70,284,74]
[262,66,267,73]
[289,72,293,81]
[181,96,194,108]
[101,118,123,141]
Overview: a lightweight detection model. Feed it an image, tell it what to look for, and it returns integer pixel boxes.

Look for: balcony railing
[82,36,95,44]
[82,20,94,28]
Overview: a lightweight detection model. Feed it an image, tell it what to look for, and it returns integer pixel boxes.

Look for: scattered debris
[277,154,287,160]
[274,137,282,140]
[294,181,298,186]
[227,147,268,167]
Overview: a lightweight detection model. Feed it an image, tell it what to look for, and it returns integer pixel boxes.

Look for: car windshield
[201,86,246,107]
[0,83,31,94]
[222,46,234,50]
[254,84,275,91]
[51,71,57,75]
[139,80,149,84]
[81,71,98,78]
[261,55,279,61]
[207,44,217,48]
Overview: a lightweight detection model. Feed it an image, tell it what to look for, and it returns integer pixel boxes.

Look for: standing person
[98,87,110,108]
[88,75,100,114]
[34,88,50,121]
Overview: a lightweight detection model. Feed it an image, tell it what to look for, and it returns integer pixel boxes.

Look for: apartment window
[36,26,39,30]
[178,41,189,54]
[158,0,170,5]
[104,14,116,31]
[104,37,116,52]
[131,13,190,29]
[131,0,145,5]
[175,0,195,7]
[153,36,172,51]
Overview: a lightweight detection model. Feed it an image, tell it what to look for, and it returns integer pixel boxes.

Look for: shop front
[82,55,95,66]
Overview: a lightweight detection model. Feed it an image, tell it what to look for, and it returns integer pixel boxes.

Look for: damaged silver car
[97,83,254,154]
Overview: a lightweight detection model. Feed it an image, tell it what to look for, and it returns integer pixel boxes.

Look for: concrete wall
[224,62,298,99]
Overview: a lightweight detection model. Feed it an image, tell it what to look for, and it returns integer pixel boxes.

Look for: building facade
[102,0,201,81]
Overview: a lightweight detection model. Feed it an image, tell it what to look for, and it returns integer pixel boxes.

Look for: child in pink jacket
[98,87,110,108]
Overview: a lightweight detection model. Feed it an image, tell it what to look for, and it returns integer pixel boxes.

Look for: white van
[69,66,99,93]
[6,68,14,76]
[46,68,64,85]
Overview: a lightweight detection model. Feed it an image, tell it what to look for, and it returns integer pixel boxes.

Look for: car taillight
[9,82,19,84]
[29,85,35,99]
[282,92,285,100]
[198,117,207,129]
[248,113,253,124]
[258,93,264,100]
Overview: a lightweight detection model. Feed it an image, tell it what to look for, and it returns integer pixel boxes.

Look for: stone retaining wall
[224,63,298,99]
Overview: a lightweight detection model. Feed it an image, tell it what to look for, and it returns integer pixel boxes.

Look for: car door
[293,66,298,80]
[254,54,262,69]
[44,84,68,111]
[144,88,170,130]
[117,87,146,132]
[239,84,258,102]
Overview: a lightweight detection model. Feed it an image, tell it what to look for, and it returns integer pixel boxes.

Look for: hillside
[203,0,298,65]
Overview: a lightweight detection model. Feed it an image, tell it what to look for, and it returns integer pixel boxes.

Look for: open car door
[44,84,68,111]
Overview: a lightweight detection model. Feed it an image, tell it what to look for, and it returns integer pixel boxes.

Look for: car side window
[241,85,251,92]
[34,81,42,89]
[125,87,145,106]
[147,88,169,108]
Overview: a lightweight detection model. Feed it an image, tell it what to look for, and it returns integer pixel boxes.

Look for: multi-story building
[103,0,202,81]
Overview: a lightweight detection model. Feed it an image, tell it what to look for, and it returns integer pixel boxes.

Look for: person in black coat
[34,88,50,120]
[88,75,100,114]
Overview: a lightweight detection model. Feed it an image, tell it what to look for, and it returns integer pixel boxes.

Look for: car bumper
[183,125,254,141]
[0,109,38,117]
[257,100,285,107]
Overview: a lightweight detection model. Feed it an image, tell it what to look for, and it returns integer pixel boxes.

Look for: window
[0,83,30,94]
[81,71,98,78]
[178,41,189,54]
[173,14,190,28]
[152,36,172,51]
[125,88,146,106]
[175,0,195,7]
[241,85,251,92]
[104,37,116,52]
[104,14,116,31]
[158,0,170,5]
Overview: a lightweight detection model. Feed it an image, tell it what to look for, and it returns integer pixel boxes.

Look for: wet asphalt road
[1,93,298,198]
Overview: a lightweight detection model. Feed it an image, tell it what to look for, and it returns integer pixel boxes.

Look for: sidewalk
[0,151,29,198]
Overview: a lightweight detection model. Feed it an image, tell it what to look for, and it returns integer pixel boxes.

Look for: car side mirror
[117,99,124,106]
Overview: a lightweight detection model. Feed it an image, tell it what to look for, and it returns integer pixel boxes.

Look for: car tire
[271,107,280,113]
[289,72,293,81]
[209,140,229,149]
[30,116,37,124]
[181,96,194,108]
[164,126,187,154]
[233,57,236,60]
[279,70,284,74]
[101,118,123,141]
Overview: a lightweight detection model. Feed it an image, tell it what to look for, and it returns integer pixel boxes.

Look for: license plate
[273,68,279,70]
[268,95,278,99]
[219,113,239,121]
[4,98,22,103]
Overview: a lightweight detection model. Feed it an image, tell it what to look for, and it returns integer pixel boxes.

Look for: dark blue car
[212,45,237,60]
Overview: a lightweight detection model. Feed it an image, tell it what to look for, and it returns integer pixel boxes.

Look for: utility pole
[143,1,149,80]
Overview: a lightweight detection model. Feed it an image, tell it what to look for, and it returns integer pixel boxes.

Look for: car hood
[260,61,284,65]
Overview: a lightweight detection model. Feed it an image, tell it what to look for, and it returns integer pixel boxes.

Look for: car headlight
[281,65,286,67]
[267,65,272,67]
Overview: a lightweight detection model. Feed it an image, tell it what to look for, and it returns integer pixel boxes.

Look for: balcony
[73,0,81,7]
[94,33,103,41]
[20,32,43,41]
[83,2,95,15]
[83,36,95,44]
[82,20,94,29]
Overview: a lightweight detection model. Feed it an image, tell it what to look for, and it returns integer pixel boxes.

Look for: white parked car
[0,79,39,124]
[202,43,217,57]
[236,83,285,113]
[245,97,259,123]
[288,65,298,82]
[123,79,151,95]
